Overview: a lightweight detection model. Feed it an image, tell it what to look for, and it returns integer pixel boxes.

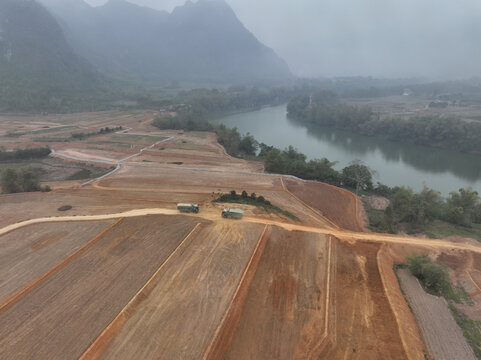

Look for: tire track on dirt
[0,218,123,314]
[377,244,425,360]
[306,235,336,357]
[78,223,202,360]
[202,225,270,360]
[51,132,175,187]
[280,177,339,229]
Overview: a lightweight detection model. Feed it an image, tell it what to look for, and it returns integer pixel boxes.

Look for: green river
[213,104,481,196]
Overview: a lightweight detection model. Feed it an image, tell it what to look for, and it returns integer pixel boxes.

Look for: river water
[213,104,481,196]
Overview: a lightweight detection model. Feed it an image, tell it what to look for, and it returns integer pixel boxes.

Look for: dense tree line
[1,168,50,193]
[262,144,481,232]
[0,147,51,161]
[263,145,374,191]
[370,184,481,233]
[287,93,481,154]
[152,110,212,132]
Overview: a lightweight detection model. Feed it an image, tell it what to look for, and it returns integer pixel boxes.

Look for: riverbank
[213,104,481,196]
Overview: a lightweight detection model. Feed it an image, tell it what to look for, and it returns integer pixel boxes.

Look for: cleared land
[221,228,331,359]
[320,240,408,359]
[285,178,364,231]
[397,268,476,360]
[97,221,264,360]
[0,215,200,360]
[3,109,481,359]
[0,220,113,305]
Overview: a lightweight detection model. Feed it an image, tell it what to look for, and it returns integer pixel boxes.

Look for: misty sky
[84,0,481,79]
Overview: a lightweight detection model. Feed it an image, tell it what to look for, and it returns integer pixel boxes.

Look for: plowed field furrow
[397,269,477,360]
[97,222,264,360]
[285,178,363,231]
[321,240,407,359]
[0,221,113,304]
[0,215,200,360]
[222,228,329,360]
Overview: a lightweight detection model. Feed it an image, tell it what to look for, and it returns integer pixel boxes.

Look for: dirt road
[2,209,481,255]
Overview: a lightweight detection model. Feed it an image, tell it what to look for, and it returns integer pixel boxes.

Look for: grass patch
[109,134,167,143]
[66,169,92,180]
[85,140,132,148]
[0,158,110,182]
[185,132,207,139]
[5,131,26,137]
[406,254,472,304]
[32,125,75,135]
[65,164,111,181]
[35,137,71,142]
[173,139,200,147]
[399,257,476,358]
[213,190,299,221]
[366,208,390,232]
[424,220,481,242]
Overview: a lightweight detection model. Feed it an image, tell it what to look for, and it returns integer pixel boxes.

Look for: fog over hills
[39,0,292,85]
[0,0,107,111]
[86,0,481,80]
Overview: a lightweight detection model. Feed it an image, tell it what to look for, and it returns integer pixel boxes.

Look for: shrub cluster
[1,168,51,194]
[71,126,123,140]
[0,147,51,161]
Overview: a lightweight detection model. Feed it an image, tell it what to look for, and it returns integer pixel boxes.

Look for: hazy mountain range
[0,0,292,110]
[0,0,110,111]
[37,0,292,84]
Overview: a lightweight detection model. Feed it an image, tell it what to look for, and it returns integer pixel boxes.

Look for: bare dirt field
[285,178,364,231]
[0,220,113,305]
[397,268,477,360]
[96,221,264,360]
[220,228,330,359]
[3,109,481,359]
[0,215,201,360]
[320,240,408,359]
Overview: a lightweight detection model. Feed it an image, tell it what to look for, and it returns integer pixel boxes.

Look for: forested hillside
[0,0,114,112]
[39,0,292,85]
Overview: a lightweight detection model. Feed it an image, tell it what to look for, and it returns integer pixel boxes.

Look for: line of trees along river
[213,104,481,196]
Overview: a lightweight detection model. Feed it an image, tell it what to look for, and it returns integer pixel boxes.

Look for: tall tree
[341,160,375,194]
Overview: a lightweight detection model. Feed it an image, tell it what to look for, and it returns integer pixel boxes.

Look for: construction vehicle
[222,208,244,219]
[177,203,199,213]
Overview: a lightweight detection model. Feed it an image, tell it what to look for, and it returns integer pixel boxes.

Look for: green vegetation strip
[71,126,123,140]
[0,147,51,162]
[288,91,481,155]
[404,254,480,358]
[213,190,299,221]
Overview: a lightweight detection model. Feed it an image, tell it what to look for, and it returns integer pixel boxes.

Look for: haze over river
[214,105,481,196]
